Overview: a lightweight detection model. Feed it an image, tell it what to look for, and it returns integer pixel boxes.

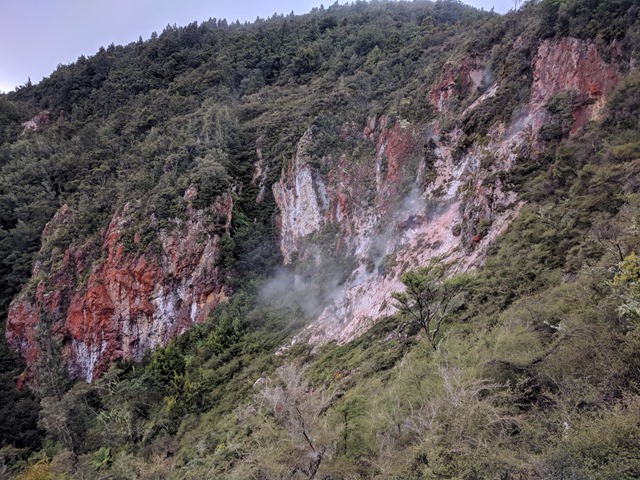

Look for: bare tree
[404,366,515,454]
[255,364,333,479]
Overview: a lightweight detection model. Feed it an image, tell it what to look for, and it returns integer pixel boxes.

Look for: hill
[1,0,640,477]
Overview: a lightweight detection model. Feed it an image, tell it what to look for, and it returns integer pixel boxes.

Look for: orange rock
[6,192,232,383]
[530,38,620,134]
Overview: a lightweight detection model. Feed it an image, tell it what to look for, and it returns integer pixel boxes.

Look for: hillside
[2,0,640,478]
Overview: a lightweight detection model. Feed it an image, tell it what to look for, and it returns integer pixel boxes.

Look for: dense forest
[2,0,640,478]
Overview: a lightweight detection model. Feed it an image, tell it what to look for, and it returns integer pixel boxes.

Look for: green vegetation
[1,0,640,478]
[391,257,470,350]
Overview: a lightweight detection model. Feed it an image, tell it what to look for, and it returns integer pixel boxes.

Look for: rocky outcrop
[529,38,620,133]
[271,113,506,345]
[272,37,622,346]
[20,111,51,134]
[273,128,330,264]
[253,137,270,204]
[6,188,232,382]
[429,58,487,112]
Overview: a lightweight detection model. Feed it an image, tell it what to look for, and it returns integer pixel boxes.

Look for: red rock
[428,58,485,112]
[530,38,619,134]
[6,191,233,383]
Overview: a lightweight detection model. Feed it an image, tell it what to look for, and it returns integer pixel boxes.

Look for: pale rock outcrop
[20,111,51,134]
[273,128,330,264]
[276,37,622,346]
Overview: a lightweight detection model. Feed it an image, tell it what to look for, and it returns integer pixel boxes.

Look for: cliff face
[272,36,621,345]
[6,188,232,382]
[530,38,621,133]
[428,57,487,113]
[272,115,519,345]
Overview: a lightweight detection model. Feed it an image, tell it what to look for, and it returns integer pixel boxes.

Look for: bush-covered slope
[2,0,640,478]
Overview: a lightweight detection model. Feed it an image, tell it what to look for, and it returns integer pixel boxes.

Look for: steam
[482,68,494,88]
[507,110,530,138]
[258,257,348,320]
[258,184,433,322]
[367,187,428,276]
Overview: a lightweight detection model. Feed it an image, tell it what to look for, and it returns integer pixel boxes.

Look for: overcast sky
[0,0,512,93]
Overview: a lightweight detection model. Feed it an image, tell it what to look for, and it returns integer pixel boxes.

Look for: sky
[0,0,512,93]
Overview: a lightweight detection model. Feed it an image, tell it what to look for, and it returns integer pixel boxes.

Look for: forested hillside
[2,0,640,478]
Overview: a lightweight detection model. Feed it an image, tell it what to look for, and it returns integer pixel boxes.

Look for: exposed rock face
[273,128,329,264]
[253,137,270,204]
[20,111,51,134]
[282,116,521,345]
[429,58,486,112]
[272,37,622,346]
[6,189,232,382]
[529,38,620,133]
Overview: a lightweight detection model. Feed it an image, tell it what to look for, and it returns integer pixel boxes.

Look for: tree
[391,257,469,350]
[0,322,41,451]
[254,364,334,479]
[38,383,96,464]
[613,251,640,326]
